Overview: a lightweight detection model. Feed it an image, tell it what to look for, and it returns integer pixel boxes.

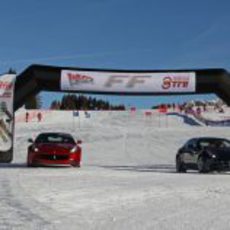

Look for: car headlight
[207,150,216,158]
[70,146,77,153]
[33,147,39,152]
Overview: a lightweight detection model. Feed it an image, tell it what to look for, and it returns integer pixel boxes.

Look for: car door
[190,140,202,165]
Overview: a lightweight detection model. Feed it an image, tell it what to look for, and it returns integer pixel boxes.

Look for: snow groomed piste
[1,64,230,163]
[4,108,230,229]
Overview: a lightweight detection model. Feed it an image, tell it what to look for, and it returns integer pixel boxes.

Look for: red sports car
[27,132,82,167]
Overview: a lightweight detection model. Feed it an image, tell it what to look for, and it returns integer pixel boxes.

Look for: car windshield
[35,133,75,144]
[198,139,230,148]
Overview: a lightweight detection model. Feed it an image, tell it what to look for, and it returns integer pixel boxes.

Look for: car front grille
[39,154,69,161]
[212,160,230,170]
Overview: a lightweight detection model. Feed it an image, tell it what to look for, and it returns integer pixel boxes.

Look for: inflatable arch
[0,64,230,163]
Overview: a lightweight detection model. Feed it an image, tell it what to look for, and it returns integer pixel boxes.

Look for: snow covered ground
[1,110,230,229]
[201,107,230,121]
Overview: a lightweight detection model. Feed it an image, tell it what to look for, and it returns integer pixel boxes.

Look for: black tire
[27,153,33,167]
[27,162,33,167]
[197,156,210,173]
[27,158,32,167]
[176,155,187,173]
[71,161,80,168]
[27,156,35,167]
[27,161,35,167]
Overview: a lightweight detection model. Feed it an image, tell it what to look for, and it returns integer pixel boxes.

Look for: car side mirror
[28,138,34,143]
[77,140,82,144]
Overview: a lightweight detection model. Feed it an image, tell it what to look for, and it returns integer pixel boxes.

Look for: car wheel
[27,157,32,167]
[27,156,35,167]
[176,156,187,173]
[27,162,33,167]
[197,156,210,173]
[71,161,80,168]
[27,161,35,167]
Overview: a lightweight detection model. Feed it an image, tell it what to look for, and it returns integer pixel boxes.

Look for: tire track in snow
[0,175,56,230]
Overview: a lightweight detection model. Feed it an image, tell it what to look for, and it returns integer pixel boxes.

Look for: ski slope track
[1,110,230,230]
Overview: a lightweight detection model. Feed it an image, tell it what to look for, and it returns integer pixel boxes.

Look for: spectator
[219,107,224,113]
[25,112,29,122]
[172,103,176,111]
[196,107,202,116]
[178,104,183,113]
[203,104,207,112]
[37,112,42,122]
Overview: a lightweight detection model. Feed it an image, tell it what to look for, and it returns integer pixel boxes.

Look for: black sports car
[176,137,230,173]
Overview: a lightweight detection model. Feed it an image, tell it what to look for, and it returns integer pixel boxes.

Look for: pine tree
[8,68,16,74]
[50,94,126,111]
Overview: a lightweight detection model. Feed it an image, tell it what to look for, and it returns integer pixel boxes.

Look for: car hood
[35,143,75,154]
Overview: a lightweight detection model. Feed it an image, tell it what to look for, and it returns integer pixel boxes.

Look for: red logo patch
[67,73,93,85]
[0,81,13,90]
[162,76,190,90]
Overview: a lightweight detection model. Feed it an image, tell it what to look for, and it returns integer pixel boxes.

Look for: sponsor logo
[0,128,8,143]
[0,81,13,90]
[67,73,94,86]
[0,119,11,144]
[162,76,190,90]
[104,75,151,88]
[0,119,11,137]
[0,92,12,98]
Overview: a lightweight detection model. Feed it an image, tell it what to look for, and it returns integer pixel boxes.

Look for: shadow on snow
[99,164,177,173]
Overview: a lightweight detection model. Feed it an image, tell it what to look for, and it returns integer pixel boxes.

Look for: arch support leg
[0,74,16,163]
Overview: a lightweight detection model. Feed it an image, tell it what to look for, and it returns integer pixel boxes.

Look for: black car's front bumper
[210,159,230,171]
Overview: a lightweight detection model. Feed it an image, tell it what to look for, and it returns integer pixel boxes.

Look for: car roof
[36,132,73,137]
[189,137,229,142]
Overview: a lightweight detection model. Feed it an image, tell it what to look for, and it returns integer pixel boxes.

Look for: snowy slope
[1,110,230,229]
[201,109,230,122]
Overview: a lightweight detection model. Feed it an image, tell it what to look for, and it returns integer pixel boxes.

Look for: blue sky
[1,0,230,108]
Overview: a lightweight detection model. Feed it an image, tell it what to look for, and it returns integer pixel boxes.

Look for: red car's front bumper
[27,152,81,167]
